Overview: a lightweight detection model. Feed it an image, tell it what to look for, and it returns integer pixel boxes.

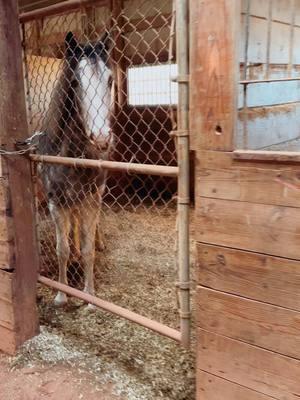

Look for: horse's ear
[65,31,79,56]
[100,31,112,51]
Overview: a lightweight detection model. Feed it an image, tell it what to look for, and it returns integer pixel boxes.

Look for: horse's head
[65,31,113,148]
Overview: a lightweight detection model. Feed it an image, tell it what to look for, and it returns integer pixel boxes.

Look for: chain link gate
[20,0,190,347]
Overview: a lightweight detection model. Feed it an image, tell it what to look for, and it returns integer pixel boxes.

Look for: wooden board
[196,197,300,259]
[0,180,9,210]
[0,242,15,270]
[197,150,300,170]
[0,214,14,242]
[198,329,300,400]
[197,244,300,312]
[0,0,39,351]
[0,270,14,331]
[197,371,275,400]
[196,151,300,208]
[0,270,13,302]
[189,0,240,151]
[197,166,300,207]
[0,300,14,330]
[197,287,300,359]
[0,325,16,355]
[233,150,300,163]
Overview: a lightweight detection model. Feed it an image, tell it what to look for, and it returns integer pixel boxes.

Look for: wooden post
[111,0,127,108]
[33,19,42,56]
[189,0,240,151]
[81,6,96,41]
[0,0,39,354]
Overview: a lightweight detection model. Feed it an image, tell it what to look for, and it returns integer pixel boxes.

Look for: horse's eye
[72,79,78,87]
[108,76,113,87]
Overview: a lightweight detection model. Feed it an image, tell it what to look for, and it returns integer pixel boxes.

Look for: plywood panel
[196,197,300,259]
[197,371,275,400]
[197,287,300,359]
[198,329,300,400]
[197,243,300,312]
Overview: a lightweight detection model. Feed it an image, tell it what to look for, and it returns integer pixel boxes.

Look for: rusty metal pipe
[19,0,108,23]
[29,154,179,177]
[38,275,181,342]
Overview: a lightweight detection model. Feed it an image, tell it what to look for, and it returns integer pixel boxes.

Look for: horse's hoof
[54,292,68,307]
[82,303,97,312]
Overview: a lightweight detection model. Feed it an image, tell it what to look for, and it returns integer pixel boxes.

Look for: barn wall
[237,0,300,149]
[191,1,300,399]
[23,0,173,62]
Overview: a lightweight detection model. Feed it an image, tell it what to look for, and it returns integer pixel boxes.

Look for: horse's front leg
[49,201,71,306]
[95,184,105,252]
[79,202,98,303]
[95,217,105,252]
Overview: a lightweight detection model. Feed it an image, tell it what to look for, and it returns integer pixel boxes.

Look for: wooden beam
[0,0,39,353]
[111,0,127,107]
[19,0,108,22]
[233,150,300,163]
[189,0,240,151]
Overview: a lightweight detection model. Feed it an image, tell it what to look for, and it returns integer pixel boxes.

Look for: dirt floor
[0,353,124,400]
[3,207,196,400]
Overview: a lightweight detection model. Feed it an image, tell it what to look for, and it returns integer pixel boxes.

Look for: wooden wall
[190,0,300,399]
[22,0,172,63]
[238,0,300,150]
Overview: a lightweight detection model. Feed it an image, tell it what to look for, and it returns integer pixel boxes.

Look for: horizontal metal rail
[30,154,179,177]
[19,0,108,23]
[38,275,181,342]
[240,76,300,85]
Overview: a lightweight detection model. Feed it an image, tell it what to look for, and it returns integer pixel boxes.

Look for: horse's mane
[38,59,78,155]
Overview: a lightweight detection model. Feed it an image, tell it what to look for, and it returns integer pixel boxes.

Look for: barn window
[127,64,178,106]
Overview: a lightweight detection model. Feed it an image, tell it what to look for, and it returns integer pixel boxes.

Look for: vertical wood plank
[0,0,39,352]
[111,0,127,108]
[190,0,240,151]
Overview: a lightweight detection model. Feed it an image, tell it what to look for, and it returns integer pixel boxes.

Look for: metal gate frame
[19,0,191,348]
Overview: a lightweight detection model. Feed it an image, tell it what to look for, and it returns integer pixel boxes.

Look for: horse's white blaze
[78,57,111,142]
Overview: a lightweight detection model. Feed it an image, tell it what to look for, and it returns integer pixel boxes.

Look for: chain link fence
[21,0,180,324]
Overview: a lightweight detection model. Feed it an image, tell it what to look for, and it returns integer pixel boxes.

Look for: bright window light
[127,64,178,106]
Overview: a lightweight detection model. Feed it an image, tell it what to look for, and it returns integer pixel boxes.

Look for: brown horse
[26,31,113,306]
